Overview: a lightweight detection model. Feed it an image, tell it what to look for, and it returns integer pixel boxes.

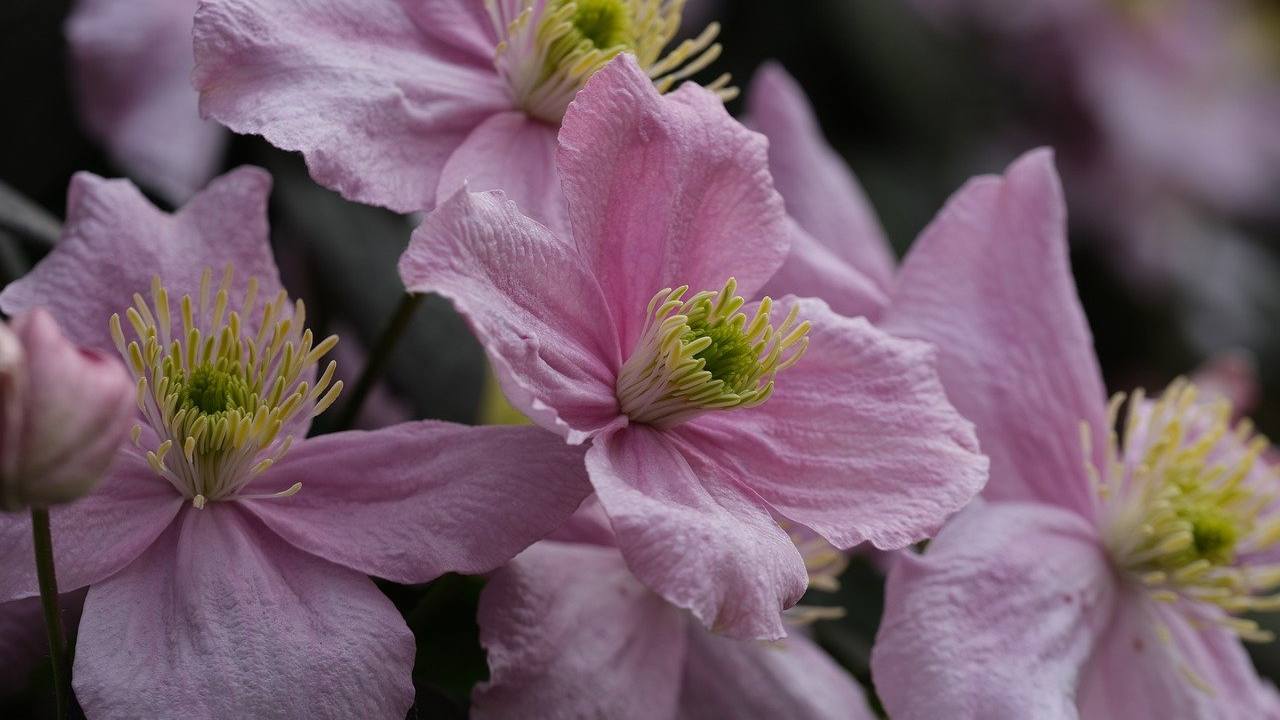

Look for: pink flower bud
[0,309,135,511]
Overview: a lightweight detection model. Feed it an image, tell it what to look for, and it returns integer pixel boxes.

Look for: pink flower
[67,0,227,204]
[864,149,1280,717]
[0,309,134,511]
[192,0,734,230]
[473,504,877,720]
[0,168,591,718]
[399,55,987,640]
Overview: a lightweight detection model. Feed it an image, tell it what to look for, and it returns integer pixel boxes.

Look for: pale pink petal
[193,0,511,213]
[0,168,282,356]
[396,0,501,69]
[0,461,182,602]
[242,421,591,582]
[0,590,86,697]
[746,62,896,295]
[881,149,1107,517]
[473,541,687,720]
[1191,350,1259,418]
[759,227,890,322]
[558,55,793,351]
[1078,591,1280,720]
[587,425,808,640]
[5,309,135,510]
[400,189,621,442]
[678,630,875,720]
[683,297,985,550]
[871,502,1116,720]
[73,504,414,719]
[67,0,227,203]
[436,110,567,234]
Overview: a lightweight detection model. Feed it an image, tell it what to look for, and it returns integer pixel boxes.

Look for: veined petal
[193,0,510,213]
[73,504,414,720]
[400,189,622,443]
[587,425,808,640]
[684,297,986,550]
[881,149,1108,517]
[871,502,1116,720]
[242,421,591,582]
[395,0,501,69]
[558,55,792,352]
[473,541,688,720]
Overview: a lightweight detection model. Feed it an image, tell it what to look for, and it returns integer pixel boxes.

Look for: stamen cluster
[489,0,735,122]
[616,278,809,428]
[109,266,342,508]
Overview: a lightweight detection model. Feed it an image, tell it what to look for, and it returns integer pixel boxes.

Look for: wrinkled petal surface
[872,502,1115,720]
[400,189,621,441]
[558,56,792,352]
[684,297,986,550]
[194,0,510,213]
[587,425,807,640]
[473,541,687,720]
[881,149,1107,517]
[0,168,282,356]
[67,0,227,203]
[243,421,591,582]
[74,504,414,720]
[678,629,875,720]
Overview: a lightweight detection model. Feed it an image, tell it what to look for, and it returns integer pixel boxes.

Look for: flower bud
[0,309,135,511]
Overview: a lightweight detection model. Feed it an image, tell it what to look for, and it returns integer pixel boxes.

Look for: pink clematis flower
[472,503,876,719]
[192,0,734,231]
[399,55,987,640]
[863,150,1280,718]
[67,0,227,204]
[0,167,591,719]
[0,309,135,511]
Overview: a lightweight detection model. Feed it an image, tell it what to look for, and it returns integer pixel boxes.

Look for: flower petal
[684,297,986,550]
[400,189,621,442]
[0,462,182,602]
[880,149,1107,517]
[193,0,510,213]
[746,62,895,296]
[759,227,889,323]
[587,425,807,640]
[436,110,567,234]
[473,541,687,720]
[395,0,499,68]
[241,421,591,582]
[73,504,414,720]
[558,55,793,351]
[871,501,1116,720]
[1078,592,1280,720]
[67,0,227,203]
[678,630,876,720]
[0,168,282,356]
[0,590,86,697]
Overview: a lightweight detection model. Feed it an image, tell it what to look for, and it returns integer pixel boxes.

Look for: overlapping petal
[400,189,621,442]
[586,425,808,640]
[871,502,1116,720]
[881,149,1107,517]
[242,421,591,582]
[473,541,688,720]
[73,505,414,720]
[683,297,985,550]
[557,55,793,351]
[193,0,510,213]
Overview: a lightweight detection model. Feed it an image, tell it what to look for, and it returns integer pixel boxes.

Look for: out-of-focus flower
[866,149,1280,718]
[0,590,87,698]
[472,503,875,720]
[400,55,986,640]
[192,0,733,231]
[0,167,591,719]
[66,0,227,204]
[0,309,134,512]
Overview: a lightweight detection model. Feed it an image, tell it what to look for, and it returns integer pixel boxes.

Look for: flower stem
[31,507,69,720]
[330,293,423,432]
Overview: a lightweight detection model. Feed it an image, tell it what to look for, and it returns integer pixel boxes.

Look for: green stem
[330,293,423,432]
[31,508,69,720]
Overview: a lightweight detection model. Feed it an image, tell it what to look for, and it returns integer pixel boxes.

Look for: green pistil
[175,364,250,416]
[568,0,632,50]
[1185,507,1241,565]
[687,319,757,394]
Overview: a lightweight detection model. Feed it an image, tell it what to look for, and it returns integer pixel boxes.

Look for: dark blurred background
[3,0,1279,714]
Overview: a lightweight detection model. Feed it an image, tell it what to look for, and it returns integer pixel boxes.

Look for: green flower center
[566,0,632,50]
[685,318,758,395]
[175,364,250,416]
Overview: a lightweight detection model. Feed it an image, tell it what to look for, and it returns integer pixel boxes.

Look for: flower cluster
[2,1,1277,718]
